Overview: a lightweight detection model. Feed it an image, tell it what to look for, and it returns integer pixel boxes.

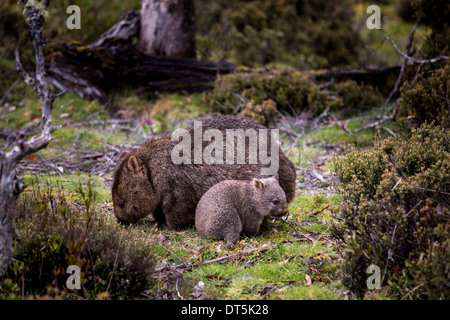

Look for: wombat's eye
[272,200,279,205]
[119,201,125,209]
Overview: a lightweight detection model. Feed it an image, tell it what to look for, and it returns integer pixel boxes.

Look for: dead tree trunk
[0,1,58,276]
[139,0,196,58]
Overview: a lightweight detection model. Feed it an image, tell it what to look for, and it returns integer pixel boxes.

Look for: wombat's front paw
[259,218,273,233]
[225,235,239,249]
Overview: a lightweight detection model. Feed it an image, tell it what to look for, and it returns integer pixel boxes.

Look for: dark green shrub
[411,0,450,59]
[0,176,155,299]
[209,70,329,115]
[238,99,278,127]
[195,0,361,68]
[210,71,384,118]
[397,0,416,22]
[397,61,449,130]
[329,80,384,115]
[332,123,449,299]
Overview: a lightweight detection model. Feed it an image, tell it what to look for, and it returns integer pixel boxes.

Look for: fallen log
[310,65,402,96]
[45,10,236,110]
[46,40,236,104]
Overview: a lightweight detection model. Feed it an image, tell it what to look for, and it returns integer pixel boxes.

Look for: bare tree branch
[0,1,58,276]
[388,37,449,64]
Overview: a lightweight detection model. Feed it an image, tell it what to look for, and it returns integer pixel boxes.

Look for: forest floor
[1,85,397,300]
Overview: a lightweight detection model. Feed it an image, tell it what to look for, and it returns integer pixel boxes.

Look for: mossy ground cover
[1,83,394,299]
[135,191,344,300]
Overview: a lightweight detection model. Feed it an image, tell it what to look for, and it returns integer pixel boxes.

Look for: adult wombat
[195,175,288,245]
[111,115,296,229]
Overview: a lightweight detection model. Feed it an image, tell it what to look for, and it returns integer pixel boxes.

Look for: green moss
[275,284,344,300]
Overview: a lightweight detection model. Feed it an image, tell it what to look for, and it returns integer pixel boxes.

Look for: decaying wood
[90,10,140,48]
[139,0,196,58]
[45,10,235,111]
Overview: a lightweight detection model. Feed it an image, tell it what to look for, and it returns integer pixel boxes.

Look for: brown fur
[111,115,296,229]
[195,175,288,244]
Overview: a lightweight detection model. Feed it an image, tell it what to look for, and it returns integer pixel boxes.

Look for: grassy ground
[0,82,397,299]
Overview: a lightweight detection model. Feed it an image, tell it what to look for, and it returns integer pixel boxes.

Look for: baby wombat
[195,174,288,245]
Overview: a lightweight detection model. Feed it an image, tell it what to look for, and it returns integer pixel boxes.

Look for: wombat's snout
[116,217,131,225]
[274,206,289,217]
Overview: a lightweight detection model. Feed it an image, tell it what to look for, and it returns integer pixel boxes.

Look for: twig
[385,21,418,107]
[158,242,190,269]
[405,200,423,218]
[0,79,19,106]
[387,37,449,65]
[53,99,74,112]
[379,126,397,137]
[329,113,358,139]
[106,234,123,294]
[385,22,448,120]
[392,178,402,191]
[350,116,391,132]
[155,241,274,272]
[286,134,302,157]
[385,62,406,107]
[402,284,424,300]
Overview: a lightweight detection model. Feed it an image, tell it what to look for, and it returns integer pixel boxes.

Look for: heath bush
[210,70,329,115]
[332,123,449,299]
[238,99,278,127]
[411,0,450,59]
[0,176,155,300]
[329,80,384,115]
[210,71,385,118]
[397,61,449,130]
[195,0,361,68]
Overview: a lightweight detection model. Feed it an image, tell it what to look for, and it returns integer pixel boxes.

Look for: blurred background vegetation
[0,0,433,92]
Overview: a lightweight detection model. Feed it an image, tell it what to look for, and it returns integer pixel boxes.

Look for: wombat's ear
[127,155,141,172]
[253,178,264,190]
[117,149,131,163]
